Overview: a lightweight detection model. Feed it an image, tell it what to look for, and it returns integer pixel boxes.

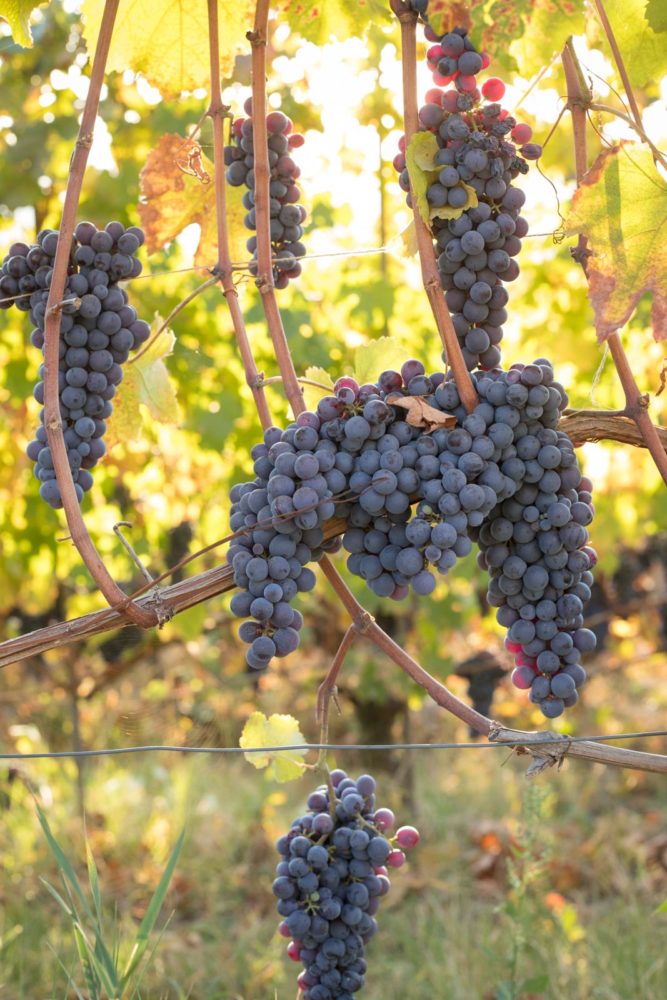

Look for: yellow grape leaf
[81,0,254,97]
[239,712,308,783]
[302,367,334,412]
[395,221,418,259]
[274,0,389,44]
[386,394,457,432]
[106,319,180,448]
[353,337,407,386]
[0,0,46,46]
[430,181,478,222]
[406,132,439,227]
[139,134,246,268]
[564,144,667,341]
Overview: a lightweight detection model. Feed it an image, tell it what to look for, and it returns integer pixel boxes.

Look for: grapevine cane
[390,0,478,414]
[561,40,667,488]
[206,0,272,430]
[42,0,156,628]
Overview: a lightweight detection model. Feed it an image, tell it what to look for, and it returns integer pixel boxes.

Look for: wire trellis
[2,729,666,761]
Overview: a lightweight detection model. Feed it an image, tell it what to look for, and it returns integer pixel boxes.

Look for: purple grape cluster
[224,101,307,288]
[227,356,595,718]
[274,770,419,999]
[393,23,542,370]
[1,223,150,508]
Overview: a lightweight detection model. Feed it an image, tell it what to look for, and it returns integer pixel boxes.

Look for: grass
[0,736,665,1000]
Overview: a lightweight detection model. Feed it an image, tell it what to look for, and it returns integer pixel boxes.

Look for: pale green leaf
[239,711,307,783]
[353,337,407,386]
[406,132,440,229]
[302,366,334,412]
[0,0,46,46]
[81,0,255,97]
[106,318,181,448]
[394,221,418,259]
[602,0,667,87]
[646,0,667,32]
[656,897,667,913]
[564,144,667,341]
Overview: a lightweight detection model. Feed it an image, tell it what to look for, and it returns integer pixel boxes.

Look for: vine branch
[207,0,272,429]
[562,39,667,487]
[390,0,478,414]
[42,0,156,629]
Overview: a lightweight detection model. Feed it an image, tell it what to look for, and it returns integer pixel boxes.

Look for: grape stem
[591,0,644,136]
[206,0,272,430]
[390,0,478,415]
[588,102,667,171]
[41,0,156,629]
[562,39,667,488]
[129,273,218,367]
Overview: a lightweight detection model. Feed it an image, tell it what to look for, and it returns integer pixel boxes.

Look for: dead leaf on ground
[386,393,456,432]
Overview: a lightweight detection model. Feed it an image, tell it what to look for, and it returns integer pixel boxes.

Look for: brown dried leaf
[386,393,456,432]
[138,134,246,268]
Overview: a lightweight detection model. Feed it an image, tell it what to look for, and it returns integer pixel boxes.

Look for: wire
[1,730,665,761]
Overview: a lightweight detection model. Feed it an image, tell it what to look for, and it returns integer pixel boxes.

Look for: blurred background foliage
[0,2,665,997]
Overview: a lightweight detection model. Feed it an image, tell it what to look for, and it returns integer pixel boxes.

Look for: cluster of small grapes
[0,223,150,508]
[274,770,419,999]
[228,356,596,717]
[224,100,307,289]
[393,24,541,370]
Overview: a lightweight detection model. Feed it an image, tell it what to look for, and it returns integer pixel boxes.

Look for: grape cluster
[224,100,307,289]
[227,356,595,717]
[393,25,541,370]
[0,223,150,508]
[274,770,419,999]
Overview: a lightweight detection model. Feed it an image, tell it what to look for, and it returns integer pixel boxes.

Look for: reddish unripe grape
[287,940,301,961]
[580,476,593,492]
[335,376,359,395]
[396,826,420,849]
[583,546,598,567]
[297,972,309,990]
[433,73,454,86]
[373,807,395,831]
[288,133,305,149]
[511,123,532,143]
[443,91,460,113]
[482,78,506,101]
[516,652,537,669]
[425,88,444,105]
[266,111,289,134]
[521,143,542,160]
[278,920,291,938]
[374,865,388,877]
[511,666,534,690]
[233,118,244,138]
[458,74,478,92]
[481,51,491,69]
[427,45,444,62]
[505,639,522,653]
[387,849,406,868]
[393,153,406,171]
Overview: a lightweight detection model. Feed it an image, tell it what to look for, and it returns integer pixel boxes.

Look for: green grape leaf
[564,144,667,341]
[106,319,181,447]
[646,0,667,32]
[274,0,389,44]
[472,0,585,76]
[81,0,255,97]
[302,366,334,412]
[353,337,407,385]
[239,711,308,782]
[0,0,46,46]
[656,897,667,913]
[601,0,667,87]
[406,131,439,227]
[138,133,245,268]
